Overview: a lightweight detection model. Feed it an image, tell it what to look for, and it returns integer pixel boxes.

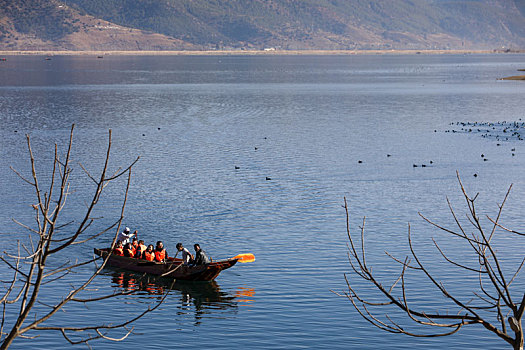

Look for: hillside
[1,0,524,51]
[0,0,197,51]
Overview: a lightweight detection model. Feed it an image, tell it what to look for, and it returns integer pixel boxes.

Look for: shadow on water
[102,269,255,325]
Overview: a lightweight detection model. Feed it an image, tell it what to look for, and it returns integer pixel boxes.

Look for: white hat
[124,227,130,233]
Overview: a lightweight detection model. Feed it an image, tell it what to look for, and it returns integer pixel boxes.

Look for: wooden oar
[232,253,255,263]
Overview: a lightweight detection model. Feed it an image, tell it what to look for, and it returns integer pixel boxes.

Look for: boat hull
[94,248,237,281]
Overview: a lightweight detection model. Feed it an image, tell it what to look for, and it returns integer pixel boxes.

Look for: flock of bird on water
[358,120,523,177]
[8,108,523,180]
[228,119,523,180]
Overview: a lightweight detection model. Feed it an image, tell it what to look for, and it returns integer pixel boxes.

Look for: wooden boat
[94,248,238,281]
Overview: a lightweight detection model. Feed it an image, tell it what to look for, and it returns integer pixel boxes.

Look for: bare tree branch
[0,125,169,349]
[336,174,524,349]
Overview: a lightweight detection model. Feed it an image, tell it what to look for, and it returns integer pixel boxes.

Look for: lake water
[1,54,524,349]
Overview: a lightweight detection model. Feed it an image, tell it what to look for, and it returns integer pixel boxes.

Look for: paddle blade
[233,253,255,263]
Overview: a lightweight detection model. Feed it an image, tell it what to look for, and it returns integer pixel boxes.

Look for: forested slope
[1,0,524,50]
[0,0,196,50]
[64,0,525,49]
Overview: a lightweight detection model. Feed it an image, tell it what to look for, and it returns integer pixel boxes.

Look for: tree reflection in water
[105,270,254,325]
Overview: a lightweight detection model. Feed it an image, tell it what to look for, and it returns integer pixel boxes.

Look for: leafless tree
[335,172,524,350]
[0,125,171,349]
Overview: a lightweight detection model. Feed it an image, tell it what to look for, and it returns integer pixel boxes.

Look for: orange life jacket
[114,247,124,256]
[144,251,155,261]
[155,249,166,262]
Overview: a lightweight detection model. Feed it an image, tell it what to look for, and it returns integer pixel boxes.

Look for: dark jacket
[194,250,211,265]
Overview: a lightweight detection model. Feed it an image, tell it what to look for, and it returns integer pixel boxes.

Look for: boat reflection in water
[234,286,256,303]
[106,270,254,325]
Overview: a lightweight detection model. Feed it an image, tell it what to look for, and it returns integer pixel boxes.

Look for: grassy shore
[1,49,523,56]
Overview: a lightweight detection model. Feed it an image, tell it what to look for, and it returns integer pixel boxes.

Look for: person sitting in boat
[176,243,194,265]
[143,244,155,261]
[123,243,135,258]
[135,239,147,258]
[114,241,124,256]
[117,227,136,245]
[130,237,138,256]
[155,241,168,262]
[193,243,211,265]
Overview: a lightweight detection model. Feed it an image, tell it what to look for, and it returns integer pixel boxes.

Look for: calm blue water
[1,54,525,349]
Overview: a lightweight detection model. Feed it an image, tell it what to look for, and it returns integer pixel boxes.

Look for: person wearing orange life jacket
[114,241,124,256]
[135,239,147,258]
[155,241,168,262]
[123,243,135,258]
[131,237,139,256]
[143,244,155,261]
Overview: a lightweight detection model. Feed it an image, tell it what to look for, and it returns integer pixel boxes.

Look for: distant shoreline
[1,49,524,56]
